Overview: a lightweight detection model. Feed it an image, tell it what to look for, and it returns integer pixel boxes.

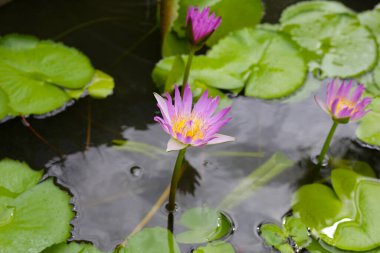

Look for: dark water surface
[0,0,379,252]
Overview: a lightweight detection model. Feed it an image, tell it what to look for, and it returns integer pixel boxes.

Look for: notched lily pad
[42,242,107,253]
[193,241,236,253]
[293,169,380,251]
[0,159,74,253]
[281,9,377,78]
[0,34,114,121]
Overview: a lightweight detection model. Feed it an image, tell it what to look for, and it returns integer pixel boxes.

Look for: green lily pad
[176,207,232,244]
[0,158,43,197]
[0,89,10,120]
[0,179,74,253]
[0,34,115,121]
[87,70,115,99]
[359,8,380,92]
[193,241,236,253]
[282,12,377,78]
[120,227,180,253]
[259,223,294,253]
[280,1,353,25]
[207,28,307,99]
[293,169,380,251]
[42,242,107,253]
[152,54,244,90]
[356,111,380,147]
[283,216,310,248]
[172,0,263,46]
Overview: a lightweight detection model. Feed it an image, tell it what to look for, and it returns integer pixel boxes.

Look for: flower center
[172,114,206,140]
[336,99,356,112]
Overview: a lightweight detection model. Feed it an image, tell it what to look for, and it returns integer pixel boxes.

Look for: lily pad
[42,242,107,253]
[293,169,380,251]
[193,241,236,253]
[356,111,380,147]
[281,12,377,78]
[359,8,380,92]
[0,34,114,121]
[176,207,232,244]
[172,0,263,46]
[259,223,294,253]
[207,28,307,99]
[0,179,74,253]
[280,1,353,25]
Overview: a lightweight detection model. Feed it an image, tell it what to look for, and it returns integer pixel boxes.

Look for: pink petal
[314,96,329,115]
[174,85,183,115]
[167,138,188,152]
[182,84,193,115]
[154,93,171,124]
[206,134,235,145]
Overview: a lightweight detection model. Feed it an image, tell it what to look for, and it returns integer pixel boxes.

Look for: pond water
[0,0,379,252]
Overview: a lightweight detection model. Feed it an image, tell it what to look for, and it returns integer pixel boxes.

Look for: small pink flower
[186,6,222,47]
[315,79,372,124]
[154,84,235,151]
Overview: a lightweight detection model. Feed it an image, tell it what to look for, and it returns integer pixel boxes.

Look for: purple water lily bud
[315,79,372,124]
[186,6,221,49]
[154,84,234,151]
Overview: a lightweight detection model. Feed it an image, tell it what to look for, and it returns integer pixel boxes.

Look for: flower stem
[318,121,339,168]
[181,51,194,94]
[167,148,187,212]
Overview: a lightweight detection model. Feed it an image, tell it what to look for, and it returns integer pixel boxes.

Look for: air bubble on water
[130,166,143,178]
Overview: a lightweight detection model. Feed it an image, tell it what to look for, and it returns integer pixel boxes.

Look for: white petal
[166,138,188,152]
[206,134,235,145]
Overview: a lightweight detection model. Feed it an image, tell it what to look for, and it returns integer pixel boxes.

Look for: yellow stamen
[172,114,206,140]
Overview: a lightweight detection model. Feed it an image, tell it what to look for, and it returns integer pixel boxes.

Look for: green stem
[318,121,339,167]
[181,51,194,95]
[167,148,187,212]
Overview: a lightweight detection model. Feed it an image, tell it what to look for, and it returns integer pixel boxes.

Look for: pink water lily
[154,84,234,152]
[315,79,372,124]
[186,6,222,47]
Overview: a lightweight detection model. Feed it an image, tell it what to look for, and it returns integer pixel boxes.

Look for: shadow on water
[0,0,379,252]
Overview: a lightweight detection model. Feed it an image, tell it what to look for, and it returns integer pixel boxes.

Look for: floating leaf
[176,207,232,244]
[259,223,294,253]
[207,28,307,99]
[172,0,263,46]
[152,55,244,90]
[193,241,236,253]
[356,111,380,147]
[0,158,43,197]
[42,242,107,253]
[87,70,115,99]
[218,152,294,210]
[0,179,74,253]
[293,169,380,251]
[280,1,353,25]
[0,34,114,121]
[281,9,377,78]
[120,227,180,253]
[359,8,380,93]
[283,216,310,248]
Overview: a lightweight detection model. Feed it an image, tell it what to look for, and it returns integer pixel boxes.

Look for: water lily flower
[154,84,235,152]
[315,79,372,124]
[186,6,222,48]
[315,79,372,168]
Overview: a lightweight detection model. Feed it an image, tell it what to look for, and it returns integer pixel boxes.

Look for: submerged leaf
[193,241,236,253]
[218,152,294,210]
[176,207,232,244]
[121,227,180,253]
